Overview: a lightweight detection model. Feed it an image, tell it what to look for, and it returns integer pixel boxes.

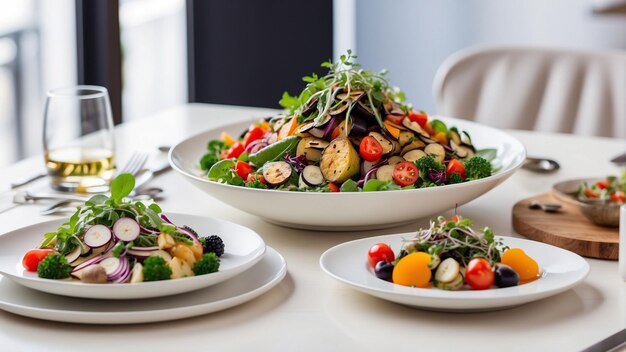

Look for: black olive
[495,264,520,288]
[374,261,394,281]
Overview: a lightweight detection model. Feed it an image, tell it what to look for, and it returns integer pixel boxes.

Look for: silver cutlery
[528,200,562,213]
[522,157,560,173]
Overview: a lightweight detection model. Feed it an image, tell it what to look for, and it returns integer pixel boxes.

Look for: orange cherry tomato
[392,252,432,288]
[22,249,57,272]
[584,188,599,198]
[233,161,253,180]
[328,183,340,192]
[446,159,466,179]
[501,248,539,282]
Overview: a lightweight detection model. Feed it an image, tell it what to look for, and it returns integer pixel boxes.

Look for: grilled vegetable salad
[22,174,224,283]
[577,173,626,203]
[201,51,494,192]
[367,215,540,290]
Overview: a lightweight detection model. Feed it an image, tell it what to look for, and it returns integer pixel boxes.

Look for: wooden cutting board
[512,192,619,260]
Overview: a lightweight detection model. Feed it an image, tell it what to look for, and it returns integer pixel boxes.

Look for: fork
[116,152,149,176]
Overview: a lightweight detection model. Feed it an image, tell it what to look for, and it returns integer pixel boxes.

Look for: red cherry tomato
[610,191,626,203]
[22,249,57,272]
[242,126,265,147]
[367,243,395,268]
[328,183,340,192]
[233,161,254,180]
[408,110,428,127]
[465,258,495,290]
[595,180,608,190]
[446,159,466,179]
[224,142,244,159]
[392,161,419,186]
[359,136,383,162]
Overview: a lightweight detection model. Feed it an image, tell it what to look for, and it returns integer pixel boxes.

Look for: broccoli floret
[200,235,225,257]
[37,253,71,279]
[414,156,445,180]
[193,253,220,275]
[464,156,492,180]
[448,172,464,184]
[142,256,172,281]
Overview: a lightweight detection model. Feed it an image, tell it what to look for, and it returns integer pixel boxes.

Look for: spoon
[529,200,562,213]
[522,157,560,173]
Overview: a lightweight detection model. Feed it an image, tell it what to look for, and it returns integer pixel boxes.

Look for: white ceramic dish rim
[0,213,266,299]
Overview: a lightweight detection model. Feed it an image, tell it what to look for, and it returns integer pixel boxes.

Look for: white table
[0,103,623,352]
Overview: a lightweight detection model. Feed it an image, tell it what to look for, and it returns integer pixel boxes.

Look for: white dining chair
[433,46,626,138]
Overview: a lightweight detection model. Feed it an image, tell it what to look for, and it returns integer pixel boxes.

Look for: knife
[611,152,626,165]
[9,172,47,189]
[581,328,626,352]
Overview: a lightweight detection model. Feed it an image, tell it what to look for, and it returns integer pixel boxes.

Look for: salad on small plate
[320,215,589,311]
[0,174,266,299]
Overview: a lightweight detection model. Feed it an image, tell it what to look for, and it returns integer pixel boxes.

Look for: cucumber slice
[434,258,461,283]
[435,273,464,290]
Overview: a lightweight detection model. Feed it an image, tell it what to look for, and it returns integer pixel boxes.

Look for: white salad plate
[0,247,286,324]
[170,117,526,231]
[0,213,266,299]
[320,234,590,312]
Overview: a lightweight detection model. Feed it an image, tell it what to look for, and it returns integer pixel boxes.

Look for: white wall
[353,0,626,114]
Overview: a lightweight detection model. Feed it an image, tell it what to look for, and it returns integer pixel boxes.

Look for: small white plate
[320,234,589,312]
[0,247,286,324]
[0,213,265,299]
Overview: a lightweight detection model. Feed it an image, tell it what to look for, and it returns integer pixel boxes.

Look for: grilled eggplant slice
[402,149,427,162]
[368,132,394,155]
[320,137,360,183]
[402,117,430,138]
[425,143,446,163]
[263,161,292,187]
[375,165,395,182]
[301,165,324,187]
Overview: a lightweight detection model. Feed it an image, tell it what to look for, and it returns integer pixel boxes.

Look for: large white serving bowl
[170,116,526,231]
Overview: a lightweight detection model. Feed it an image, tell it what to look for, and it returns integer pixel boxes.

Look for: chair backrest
[433,46,626,138]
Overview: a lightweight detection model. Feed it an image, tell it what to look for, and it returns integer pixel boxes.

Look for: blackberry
[201,235,225,257]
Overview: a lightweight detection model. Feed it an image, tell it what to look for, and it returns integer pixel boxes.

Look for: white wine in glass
[43,86,116,192]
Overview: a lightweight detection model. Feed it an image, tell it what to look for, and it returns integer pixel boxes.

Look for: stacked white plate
[0,213,287,324]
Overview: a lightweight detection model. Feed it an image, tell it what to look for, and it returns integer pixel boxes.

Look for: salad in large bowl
[170,52,526,230]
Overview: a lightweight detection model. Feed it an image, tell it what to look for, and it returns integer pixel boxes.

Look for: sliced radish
[375,165,395,182]
[126,249,172,262]
[72,254,107,272]
[65,245,82,264]
[99,256,122,276]
[113,218,140,242]
[301,165,324,187]
[83,225,112,248]
[129,246,159,251]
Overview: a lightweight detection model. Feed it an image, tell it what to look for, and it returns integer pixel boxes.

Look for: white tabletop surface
[0,103,624,352]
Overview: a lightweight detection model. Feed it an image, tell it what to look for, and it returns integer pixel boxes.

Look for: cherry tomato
[242,126,265,147]
[367,243,395,268]
[224,142,244,159]
[246,173,266,184]
[610,191,626,203]
[327,182,340,192]
[392,161,419,186]
[385,114,405,125]
[451,214,462,222]
[233,161,254,180]
[584,188,599,198]
[22,249,57,272]
[408,110,428,127]
[359,136,383,162]
[446,159,466,179]
[465,258,494,290]
[595,180,608,190]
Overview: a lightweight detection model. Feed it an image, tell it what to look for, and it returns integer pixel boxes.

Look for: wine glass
[43,85,116,192]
